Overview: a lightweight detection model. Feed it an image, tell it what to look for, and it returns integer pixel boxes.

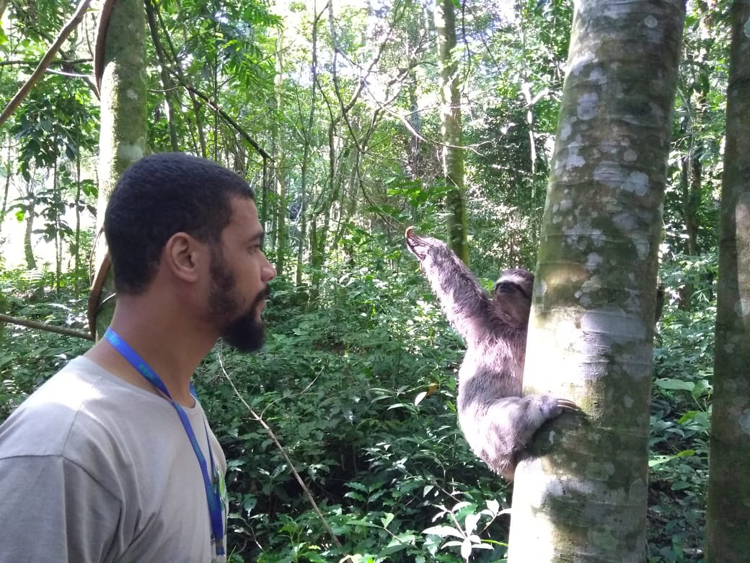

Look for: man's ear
[163,232,204,283]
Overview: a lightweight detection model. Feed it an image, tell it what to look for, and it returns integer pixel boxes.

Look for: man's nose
[262,259,277,282]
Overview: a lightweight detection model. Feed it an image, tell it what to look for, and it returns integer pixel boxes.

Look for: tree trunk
[262,157,269,232]
[145,0,179,152]
[507,2,685,561]
[309,218,320,304]
[155,5,206,157]
[405,0,422,185]
[678,19,713,309]
[296,1,319,288]
[705,1,750,560]
[434,0,468,264]
[0,138,11,236]
[93,0,148,336]
[53,159,61,293]
[74,149,82,293]
[269,108,278,252]
[23,193,36,270]
[275,29,287,278]
[310,120,338,301]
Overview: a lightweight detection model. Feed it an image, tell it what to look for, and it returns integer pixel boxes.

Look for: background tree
[435,0,468,263]
[508,1,686,561]
[91,0,148,336]
[705,1,750,560]
[274,27,287,277]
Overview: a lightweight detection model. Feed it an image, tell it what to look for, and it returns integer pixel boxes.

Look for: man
[0,153,276,562]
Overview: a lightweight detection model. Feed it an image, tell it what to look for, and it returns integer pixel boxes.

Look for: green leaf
[242,495,257,514]
[464,513,480,535]
[649,450,696,468]
[347,482,369,492]
[381,513,395,529]
[344,491,366,502]
[655,378,695,392]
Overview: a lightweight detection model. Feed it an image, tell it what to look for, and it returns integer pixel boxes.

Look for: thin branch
[362,84,485,155]
[44,68,91,79]
[145,0,180,151]
[177,80,272,162]
[217,354,342,549]
[327,0,404,150]
[94,0,115,90]
[0,0,93,127]
[0,313,93,341]
[0,58,92,67]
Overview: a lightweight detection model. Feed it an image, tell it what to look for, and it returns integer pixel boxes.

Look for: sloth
[405,227,578,480]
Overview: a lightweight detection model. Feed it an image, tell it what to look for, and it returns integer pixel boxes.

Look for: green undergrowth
[0,253,715,562]
[195,257,514,562]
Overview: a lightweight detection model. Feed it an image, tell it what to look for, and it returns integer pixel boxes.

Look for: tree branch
[0,0,93,127]
[0,58,92,68]
[0,313,93,341]
[177,80,272,162]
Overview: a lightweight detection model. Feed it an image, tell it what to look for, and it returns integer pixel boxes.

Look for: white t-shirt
[0,356,228,563]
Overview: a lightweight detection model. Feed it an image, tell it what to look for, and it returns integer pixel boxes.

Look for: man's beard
[208,252,270,353]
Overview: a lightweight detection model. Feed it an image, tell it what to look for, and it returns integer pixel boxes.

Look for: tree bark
[705,1,750,560]
[434,0,468,264]
[275,29,287,278]
[23,192,36,270]
[92,0,148,337]
[507,2,686,561]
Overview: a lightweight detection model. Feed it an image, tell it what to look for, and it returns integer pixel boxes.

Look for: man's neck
[85,300,217,407]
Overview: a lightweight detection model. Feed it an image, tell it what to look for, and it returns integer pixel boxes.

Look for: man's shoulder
[0,357,145,460]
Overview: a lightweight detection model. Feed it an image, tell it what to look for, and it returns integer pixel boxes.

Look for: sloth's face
[493,269,534,328]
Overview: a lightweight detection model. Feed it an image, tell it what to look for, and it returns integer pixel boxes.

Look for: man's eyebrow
[247,231,265,245]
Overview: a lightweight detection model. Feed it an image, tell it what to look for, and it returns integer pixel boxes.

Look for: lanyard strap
[104,328,225,556]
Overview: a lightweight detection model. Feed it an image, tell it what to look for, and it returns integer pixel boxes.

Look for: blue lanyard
[104,328,225,556]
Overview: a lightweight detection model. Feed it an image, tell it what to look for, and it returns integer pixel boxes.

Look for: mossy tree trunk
[434,0,468,264]
[93,0,147,337]
[705,2,750,560]
[507,2,686,561]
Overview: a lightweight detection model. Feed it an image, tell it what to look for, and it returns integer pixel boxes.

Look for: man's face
[207,197,276,352]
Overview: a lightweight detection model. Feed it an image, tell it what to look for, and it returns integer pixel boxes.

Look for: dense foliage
[0,0,733,560]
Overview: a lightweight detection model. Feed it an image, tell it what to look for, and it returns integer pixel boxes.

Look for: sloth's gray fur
[406,228,576,480]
